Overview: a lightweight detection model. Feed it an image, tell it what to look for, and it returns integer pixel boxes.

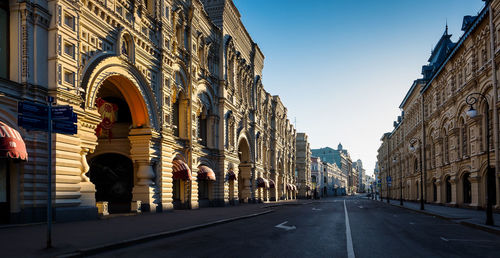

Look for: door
[0,160,9,223]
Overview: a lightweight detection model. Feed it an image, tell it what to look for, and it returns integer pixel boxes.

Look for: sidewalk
[0,200,308,257]
[378,198,500,234]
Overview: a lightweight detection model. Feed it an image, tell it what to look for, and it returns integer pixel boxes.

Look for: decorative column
[450,175,458,206]
[129,128,159,212]
[436,179,442,203]
[469,173,480,208]
[79,148,96,207]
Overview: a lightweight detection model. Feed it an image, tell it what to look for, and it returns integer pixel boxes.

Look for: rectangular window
[64,70,74,85]
[64,13,75,30]
[116,5,123,17]
[0,6,8,78]
[64,42,75,58]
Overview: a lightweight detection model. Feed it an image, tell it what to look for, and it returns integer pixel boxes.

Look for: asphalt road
[94,196,500,258]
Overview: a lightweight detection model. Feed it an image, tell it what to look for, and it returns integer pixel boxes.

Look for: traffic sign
[18,114,48,131]
[388,182,392,187]
[18,102,48,117]
[387,176,392,183]
[53,121,77,135]
[52,106,77,122]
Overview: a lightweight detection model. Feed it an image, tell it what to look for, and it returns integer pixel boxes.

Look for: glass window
[0,5,8,79]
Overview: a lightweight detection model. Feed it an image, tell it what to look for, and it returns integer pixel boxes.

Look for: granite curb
[376,199,500,236]
[57,209,274,257]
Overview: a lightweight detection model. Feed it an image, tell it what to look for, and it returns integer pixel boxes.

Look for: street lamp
[409,138,424,210]
[465,92,494,226]
[393,155,404,206]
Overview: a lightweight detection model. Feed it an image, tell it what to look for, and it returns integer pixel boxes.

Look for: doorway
[87,153,134,213]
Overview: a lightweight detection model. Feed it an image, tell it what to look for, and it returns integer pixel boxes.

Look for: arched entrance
[238,138,251,203]
[85,72,158,213]
[87,153,133,213]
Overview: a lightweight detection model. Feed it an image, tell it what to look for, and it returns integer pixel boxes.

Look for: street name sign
[18,114,48,131]
[18,102,48,117]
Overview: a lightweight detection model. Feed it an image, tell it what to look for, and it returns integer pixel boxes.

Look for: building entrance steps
[378,198,500,235]
[0,200,313,257]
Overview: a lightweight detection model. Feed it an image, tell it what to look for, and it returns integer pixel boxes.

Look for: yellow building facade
[0,0,296,223]
[378,0,500,211]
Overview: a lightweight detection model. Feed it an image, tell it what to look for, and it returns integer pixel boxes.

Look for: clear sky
[233,0,485,176]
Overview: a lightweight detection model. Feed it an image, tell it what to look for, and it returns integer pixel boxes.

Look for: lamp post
[465,92,494,226]
[409,138,424,210]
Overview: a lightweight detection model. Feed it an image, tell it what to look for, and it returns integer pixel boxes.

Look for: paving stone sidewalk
[380,198,500,234]
[0,200,308,258]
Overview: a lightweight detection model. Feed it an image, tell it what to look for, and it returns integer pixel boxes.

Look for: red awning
[0,121,28,160]
[197,165,216,181]
[173,159,191,180]
[257,177,269,188]
[269,179,275,189]
[227,170,237,181]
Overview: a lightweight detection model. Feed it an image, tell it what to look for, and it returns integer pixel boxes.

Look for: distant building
[310,157,324,198]
[296,133,312,198]
[353,159,366,192]
[312,143,353,193]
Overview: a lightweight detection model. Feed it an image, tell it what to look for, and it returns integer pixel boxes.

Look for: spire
[445,19,448,35]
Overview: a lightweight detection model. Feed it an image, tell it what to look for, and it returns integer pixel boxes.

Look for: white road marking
[409,222,415,225]
[312,208,322,211]
[275,221,296,231]
[440,236,496,243]
[358,206,363,209]
[344,200,355,258]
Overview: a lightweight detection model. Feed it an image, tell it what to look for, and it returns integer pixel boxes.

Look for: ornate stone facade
[378,0,500,211]
[0,0,296,223]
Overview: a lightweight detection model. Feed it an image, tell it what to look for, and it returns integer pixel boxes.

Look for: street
[93,196,500,258]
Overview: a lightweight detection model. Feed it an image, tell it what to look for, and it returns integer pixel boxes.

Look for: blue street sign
[18,114,48,131]
[387,176,392,182]
[53,121,77,135]
[53,111,77,123]
[18,101,48,117]
[51,106,75,120]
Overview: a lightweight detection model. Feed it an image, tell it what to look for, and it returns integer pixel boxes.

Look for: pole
[46,96,53,248]
[487,0,497,226]
[485,99,494,225]
[420,140,424,210]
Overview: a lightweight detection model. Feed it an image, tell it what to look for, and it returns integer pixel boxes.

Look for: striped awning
[0,121,27,160]
[269,179,275,189]
[173,159,191,180]
[286,184,292,191]
[257,177,269,188]
[197,165,216,181]
[227,169,237,181]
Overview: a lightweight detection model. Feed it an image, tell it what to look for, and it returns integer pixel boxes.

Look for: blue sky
[233,0,485,175]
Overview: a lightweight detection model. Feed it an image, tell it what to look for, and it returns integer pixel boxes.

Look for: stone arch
[237,136,252,202]
[82,55,159,129]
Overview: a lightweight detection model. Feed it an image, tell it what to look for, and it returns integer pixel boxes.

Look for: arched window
[443,129,449,164]
[446,176,452,203]
[460,118,468,157]
[172,99,180,137]
[197,106,208,146]
[463,173,471,204]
